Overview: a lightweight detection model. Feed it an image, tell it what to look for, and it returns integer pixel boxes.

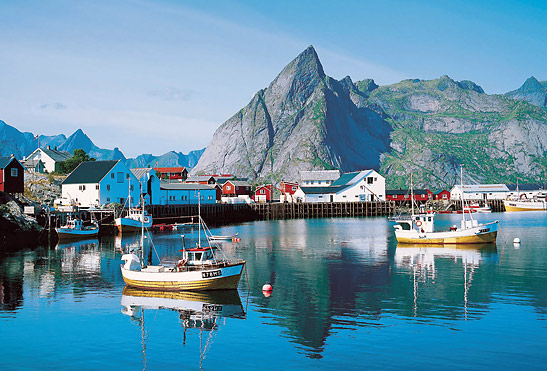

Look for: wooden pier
[150,201,396,224]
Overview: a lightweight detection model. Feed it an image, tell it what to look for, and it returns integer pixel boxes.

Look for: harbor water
[1,212,547,370]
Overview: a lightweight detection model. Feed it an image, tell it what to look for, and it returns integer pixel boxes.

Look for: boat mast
[461,166,465,224]
[140,186,145,268]
[410,173,415,215]
[198,187,201,248]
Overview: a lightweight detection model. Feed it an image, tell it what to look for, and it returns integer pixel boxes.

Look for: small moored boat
[120,194,245,291]
[56,218,99,240]
[393,169,499,245]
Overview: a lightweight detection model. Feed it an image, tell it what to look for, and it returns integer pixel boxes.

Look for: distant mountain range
[191,45,547,188]
[0,121,204,169]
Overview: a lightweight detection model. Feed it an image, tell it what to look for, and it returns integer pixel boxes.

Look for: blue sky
[0,0,545,157]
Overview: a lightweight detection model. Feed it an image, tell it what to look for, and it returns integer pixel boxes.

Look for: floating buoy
[513,238,520,244]
[262,290,272,298]
[232,237,241,242]
[262,283,273,292]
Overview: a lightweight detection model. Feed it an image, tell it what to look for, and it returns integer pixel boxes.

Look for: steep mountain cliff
[192,46,547,188]
[192,46,392,183]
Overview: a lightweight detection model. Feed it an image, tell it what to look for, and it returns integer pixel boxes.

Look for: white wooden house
[24,146,72,173]
[61,160,140,207]
[450,184,509,200]
[301,170,386,202]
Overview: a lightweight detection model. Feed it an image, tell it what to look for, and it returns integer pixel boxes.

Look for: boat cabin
[394,214,436,233]
[181,247,217,266]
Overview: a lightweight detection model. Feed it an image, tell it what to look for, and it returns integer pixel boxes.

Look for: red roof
[154,167,186,172]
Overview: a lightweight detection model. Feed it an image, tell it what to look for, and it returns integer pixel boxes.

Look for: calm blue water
[1,212,547,370]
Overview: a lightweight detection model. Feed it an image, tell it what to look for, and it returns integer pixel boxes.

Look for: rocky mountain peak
[266,45,325,107]
[520,76,544,92]
[506,76,547,107]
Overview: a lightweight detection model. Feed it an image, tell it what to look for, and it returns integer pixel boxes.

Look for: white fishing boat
[120,194,246,291]
[463,203,492,213]
[503,180,547,212]
[56,218,99,240]
[504,199,547,212]
[393,169,499,245]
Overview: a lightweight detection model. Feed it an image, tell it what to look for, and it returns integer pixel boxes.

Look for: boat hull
[56,228,99,240]
[121,262,245,291]
[115,217,153,233]
[504,200,547,212]
[395,222,498,245]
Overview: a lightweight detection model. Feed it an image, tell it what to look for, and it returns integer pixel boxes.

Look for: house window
[260,189,265,194]
[130,185,134,191]
[107,197,110,202]
[126,173,130,179]
[226,185,231,190]
[11,168,18,177]
[292,186,297,191]
[107,185,111,191]
[111,173,115,179]
[117,172,124,183]
[96,185,99,190]
[367,177,373,184]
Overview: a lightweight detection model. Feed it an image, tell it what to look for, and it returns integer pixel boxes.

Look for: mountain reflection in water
[1,214,547,369]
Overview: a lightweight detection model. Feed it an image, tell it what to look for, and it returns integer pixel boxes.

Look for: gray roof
[452,184,509,192]
[131,168,156,181]
[160,182,216,191]
[300,170,340,182]
[62,161,119,184]
[41,148,72,162]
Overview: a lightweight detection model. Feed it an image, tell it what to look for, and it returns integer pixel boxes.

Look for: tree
[57,149,96,174]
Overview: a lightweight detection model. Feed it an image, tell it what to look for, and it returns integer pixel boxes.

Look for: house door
[330,195,334,202]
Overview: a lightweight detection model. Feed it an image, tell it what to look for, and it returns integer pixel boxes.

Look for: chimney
[47,145,51,150]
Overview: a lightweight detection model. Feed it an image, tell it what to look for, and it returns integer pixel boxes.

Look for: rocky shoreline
[0,193,48,250]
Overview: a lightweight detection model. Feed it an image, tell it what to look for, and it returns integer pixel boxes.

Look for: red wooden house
[433,190,451,200]
[0,157,24,194]
[280,181,299,195]
[222,180,251,197]
[154,167,188,181]
[253,184,274,202]
[386,189,430,202]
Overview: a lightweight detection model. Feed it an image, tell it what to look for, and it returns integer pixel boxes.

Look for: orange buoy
[232,237,241,242]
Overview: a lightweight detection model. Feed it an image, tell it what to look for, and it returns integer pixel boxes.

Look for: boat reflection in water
[395,243,498,319]
[121,287,245,367]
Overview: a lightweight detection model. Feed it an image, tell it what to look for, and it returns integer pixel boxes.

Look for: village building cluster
[1,154,546,209]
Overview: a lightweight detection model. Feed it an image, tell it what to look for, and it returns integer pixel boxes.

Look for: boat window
[187,252,194,261]
[428,217,432,222]
[415,217,420,221]
[401,222,411,230]
[195,253,202,261]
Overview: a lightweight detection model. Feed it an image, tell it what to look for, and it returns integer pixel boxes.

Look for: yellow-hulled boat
[503,199,547,212]
[393,213,498,244]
